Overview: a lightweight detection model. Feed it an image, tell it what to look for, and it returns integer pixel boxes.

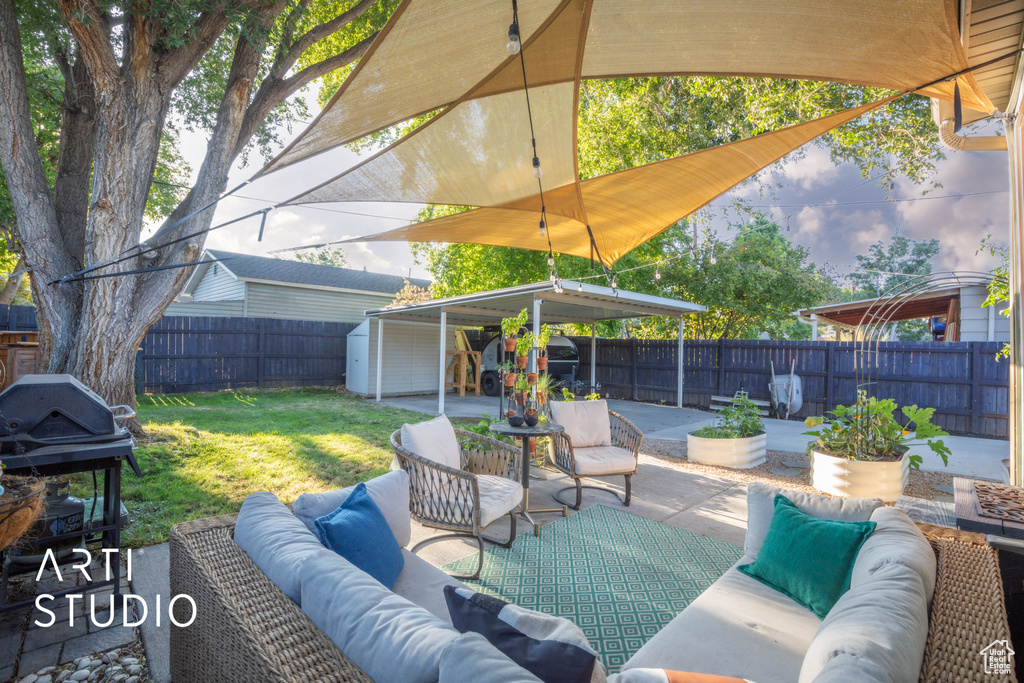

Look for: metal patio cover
[260,0,992,265]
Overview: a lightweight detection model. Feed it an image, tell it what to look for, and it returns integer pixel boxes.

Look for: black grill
[0,374,141,612]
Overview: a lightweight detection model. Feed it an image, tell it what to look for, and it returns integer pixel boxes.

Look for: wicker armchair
[550,408,644,510]
[391,427,521,579]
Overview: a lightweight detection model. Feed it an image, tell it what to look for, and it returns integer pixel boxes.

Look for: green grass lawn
[108,388,428,547]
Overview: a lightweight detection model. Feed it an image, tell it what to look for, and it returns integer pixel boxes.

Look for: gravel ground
[641,439,954,501]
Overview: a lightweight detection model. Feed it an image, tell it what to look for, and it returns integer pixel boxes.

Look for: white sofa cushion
[233,491,326,605]
[393,548,466,625]
[439,632,544,683]
[300,548,460,683]
[852,506,936,601]
[550,400,612,448]
[744,482,882,560]
[293,469,412,547]
[798,562,929,683]
[478,474,524,527]
[402,414,462,470]
[621,562,821,682]
[573,445,636,476]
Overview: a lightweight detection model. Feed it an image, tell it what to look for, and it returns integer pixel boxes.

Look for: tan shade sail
[260,0,991,176]
[344,96,897,265]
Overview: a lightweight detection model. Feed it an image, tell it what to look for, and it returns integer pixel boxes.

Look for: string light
[655,266,661,280]
[538,219,546,237]
[547,255,554,267]
[532,156,543,178]
[506,22,521,54]
[578,282,583,292]
[610,276,617,289]
[710,255,717,265]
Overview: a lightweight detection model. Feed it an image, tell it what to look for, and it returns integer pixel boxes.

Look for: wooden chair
[548,401,644,510]
[391,421,521,579]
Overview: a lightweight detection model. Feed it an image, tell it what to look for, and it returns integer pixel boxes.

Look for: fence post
[631,338,638,401]
[718,337,727,395]
[971,343,981,434]
[825,343,834,414]
[257,322,265,389]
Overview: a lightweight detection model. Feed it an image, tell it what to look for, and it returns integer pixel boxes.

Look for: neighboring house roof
[184,250,430,296]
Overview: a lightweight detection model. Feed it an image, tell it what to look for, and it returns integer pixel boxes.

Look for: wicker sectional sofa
[168,477,1017,683]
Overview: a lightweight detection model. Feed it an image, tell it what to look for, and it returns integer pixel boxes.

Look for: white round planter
[687,431,767,469]
[809,449,909,503]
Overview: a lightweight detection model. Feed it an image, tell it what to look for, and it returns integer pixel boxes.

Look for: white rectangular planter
[810,449,908,503]
[687,431,767,469]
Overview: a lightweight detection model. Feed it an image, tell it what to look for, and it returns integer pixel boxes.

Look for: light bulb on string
[547,255,554,267]
[710,255,717,265]
[532,156,542,178]
[549,269,557,283]
[610,276,617,290]
[506,23,521,54]
[538,219,546,237]
[655,265,662,280]
[553,279,563,294]
[578,282,583,292]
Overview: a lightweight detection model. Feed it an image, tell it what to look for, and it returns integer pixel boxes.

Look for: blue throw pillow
[444,585,598,683]
[314,482,404,589]
[738,494,876,619]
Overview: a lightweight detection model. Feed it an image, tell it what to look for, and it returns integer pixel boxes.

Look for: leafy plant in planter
[692,397,764,439]
[501,309,529,352]
[803,391,950,470]
[516,332,535,369]
[514,373,530,404]
[687,397,767,468]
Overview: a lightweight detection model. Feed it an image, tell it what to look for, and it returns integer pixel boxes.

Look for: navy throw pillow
[444,585,598,683]
[314,482,404,589]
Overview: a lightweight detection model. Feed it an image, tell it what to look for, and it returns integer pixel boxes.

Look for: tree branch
[57,0,120,93]
[157,11,235,89]
[270,0,377,80]
[234,32,376,158]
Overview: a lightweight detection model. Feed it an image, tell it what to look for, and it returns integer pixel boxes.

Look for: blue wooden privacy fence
[569,337,1010,438]
[0,306,356,394]
[1,304,1009,437]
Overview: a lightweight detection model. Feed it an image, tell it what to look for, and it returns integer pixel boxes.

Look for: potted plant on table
[536,324,552,370]
[803,391,950,502]
[687,396,767,469]
[501,309,529,353]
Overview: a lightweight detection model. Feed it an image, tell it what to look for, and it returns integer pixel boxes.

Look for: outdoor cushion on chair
[401,414,463,470]
[550,400,612,448]
[478,475,524,527]
[572,445,637,477]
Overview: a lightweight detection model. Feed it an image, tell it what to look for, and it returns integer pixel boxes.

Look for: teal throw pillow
[738,494,876,619]
[314,482,404,589]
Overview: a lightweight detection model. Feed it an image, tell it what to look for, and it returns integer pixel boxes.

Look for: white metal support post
[375,318,383,402]
[590,323,597,392]
[677,318,685,408]
[439,309,447,415]
[532,298,541,373]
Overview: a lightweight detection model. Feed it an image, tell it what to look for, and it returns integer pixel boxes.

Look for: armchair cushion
[294,469,412,547]
[478,474,524,527]
[572,445,637,477]
[402,414,463,470]
[550,400,612,448]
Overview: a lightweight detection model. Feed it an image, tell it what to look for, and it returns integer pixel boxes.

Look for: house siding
[361,319,457,396]
[960,285,1010,342]
[165,300,245,317]
[192,264,244,301]
[244,282,395,323]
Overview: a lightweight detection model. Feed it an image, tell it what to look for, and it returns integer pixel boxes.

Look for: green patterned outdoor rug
[441,504,743,673]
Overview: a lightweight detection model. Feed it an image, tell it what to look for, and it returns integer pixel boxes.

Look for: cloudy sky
[168,104,1011,283]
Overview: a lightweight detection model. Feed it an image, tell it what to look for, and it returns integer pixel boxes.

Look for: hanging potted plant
[498,360,517,387]
[536,324,552,370]
[516,332,534,370]
[535,372,554,406]
[501,309,529,353]
[804,391,950,502]
[687,396,767,469]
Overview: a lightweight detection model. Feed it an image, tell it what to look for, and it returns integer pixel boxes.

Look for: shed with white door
[348,281,704,414]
